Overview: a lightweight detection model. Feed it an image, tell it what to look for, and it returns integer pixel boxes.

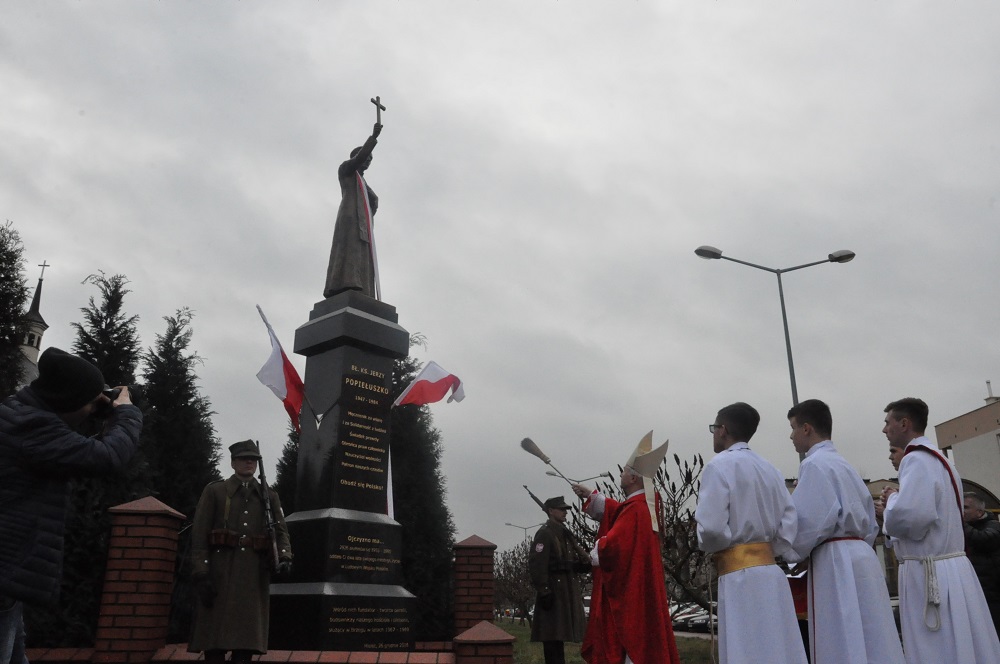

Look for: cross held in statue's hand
[370,96,386,124]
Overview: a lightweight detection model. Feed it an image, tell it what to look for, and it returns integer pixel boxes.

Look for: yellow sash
[714,542,776,576]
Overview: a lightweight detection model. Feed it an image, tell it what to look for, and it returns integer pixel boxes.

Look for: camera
[92,385,126,420]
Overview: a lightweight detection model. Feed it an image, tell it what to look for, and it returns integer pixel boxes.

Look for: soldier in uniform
[528,496,591,664]
[188,440,292,663]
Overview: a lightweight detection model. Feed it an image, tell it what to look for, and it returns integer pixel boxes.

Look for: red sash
[903,444,963,517]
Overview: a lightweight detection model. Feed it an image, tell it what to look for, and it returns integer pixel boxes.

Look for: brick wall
[451,536,497,636]
[92,497,185,663]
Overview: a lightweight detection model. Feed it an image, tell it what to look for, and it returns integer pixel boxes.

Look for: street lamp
[694,245,855,406]
[504,522,544,542]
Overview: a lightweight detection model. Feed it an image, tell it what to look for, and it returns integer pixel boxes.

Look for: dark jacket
[965,513,1000,608]
[0,387,143,605]
[528,519,590,644]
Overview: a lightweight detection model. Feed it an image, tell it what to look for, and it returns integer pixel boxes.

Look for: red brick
[117,593,162,604]
[124,548,175,561]
[451,655,492,664]
[113,616,163,628]
[316,652,351,664]
[470,646,511,657]
[139,538,179,552]
[103,581,138,593]
[113,537,146,549]
[347,653,378,664]
[121,569,169,582]
[128,522,167,537]
[43,648,85,660]
[135,604,171,616]
[284,652,321,664]
[257,650,291,662]
[93,651,129,663]
[139,559,177,573]
[106,559,143,571]
[109,637,162,651]
[100,605,136,616]
[144,515,183,529]
[404,654,440,664]
[112,515,151,527]
[375,654,408,664]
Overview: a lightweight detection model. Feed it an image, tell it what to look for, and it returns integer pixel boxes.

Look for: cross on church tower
[38,260,50,279]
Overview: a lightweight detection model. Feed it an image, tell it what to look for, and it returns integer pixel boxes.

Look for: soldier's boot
[230,650,254,664]
[204,651,226,664]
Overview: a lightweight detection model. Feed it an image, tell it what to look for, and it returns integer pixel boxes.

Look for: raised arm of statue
[339,124,382,178]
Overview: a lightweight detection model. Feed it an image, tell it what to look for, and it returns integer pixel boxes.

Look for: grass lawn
[494,620,715,664]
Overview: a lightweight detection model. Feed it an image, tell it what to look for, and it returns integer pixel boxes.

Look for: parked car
[670,601,717,632]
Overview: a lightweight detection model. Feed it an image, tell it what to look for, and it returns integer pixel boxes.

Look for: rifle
[523,484,591,561]
[256,441,281,572]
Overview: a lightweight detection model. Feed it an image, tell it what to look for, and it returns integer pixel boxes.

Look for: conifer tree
[141,308,222,517]
[140,308,222,641]
[390,353,456,640]
[273,424,300,514]
[0,220,29,396]
[71,272,140,385]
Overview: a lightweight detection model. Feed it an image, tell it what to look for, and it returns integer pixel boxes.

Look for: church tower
[19,262,49,383]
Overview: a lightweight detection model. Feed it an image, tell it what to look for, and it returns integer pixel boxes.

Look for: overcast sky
[5,2,999,552]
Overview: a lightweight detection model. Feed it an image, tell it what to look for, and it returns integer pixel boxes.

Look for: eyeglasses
[709,424,724,433]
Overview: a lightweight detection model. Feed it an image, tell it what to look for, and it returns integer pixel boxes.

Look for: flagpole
[255,305,319,428]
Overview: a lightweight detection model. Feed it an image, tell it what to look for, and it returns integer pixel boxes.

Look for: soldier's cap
[31,347,105,413]
[229,439,262,459]
[543,496,571,510]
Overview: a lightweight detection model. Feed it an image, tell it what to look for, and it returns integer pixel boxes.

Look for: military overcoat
[188,475,291,653]
[528,519,589,643]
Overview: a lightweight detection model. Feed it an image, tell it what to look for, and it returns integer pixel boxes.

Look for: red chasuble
[581,493,680,664]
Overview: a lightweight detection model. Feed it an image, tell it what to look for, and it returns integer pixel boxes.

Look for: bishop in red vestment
[572,433,680,664]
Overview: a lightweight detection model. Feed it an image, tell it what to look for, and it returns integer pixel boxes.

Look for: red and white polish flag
[393,361,465,407]
[256,305,306,432]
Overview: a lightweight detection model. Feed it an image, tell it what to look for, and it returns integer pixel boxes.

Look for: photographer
[0,348,143,664]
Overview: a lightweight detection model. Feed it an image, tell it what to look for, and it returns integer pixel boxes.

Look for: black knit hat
[30,347,105,413]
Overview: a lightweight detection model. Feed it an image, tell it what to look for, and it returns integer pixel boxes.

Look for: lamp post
[505,522,544,542]
[694,246,855,406]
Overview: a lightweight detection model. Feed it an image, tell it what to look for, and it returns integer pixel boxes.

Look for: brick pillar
[453,621,514,664]
[452,535,497,636]
[93,496,185,663]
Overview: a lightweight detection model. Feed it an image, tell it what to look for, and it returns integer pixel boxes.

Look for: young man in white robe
[784,399,904,664]
[882,397,1000,664]
[695,402,807,664]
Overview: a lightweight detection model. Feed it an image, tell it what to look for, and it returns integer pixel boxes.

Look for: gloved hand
[276,559,293,578]
[193,573,216,608]
[538,591,555,610]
